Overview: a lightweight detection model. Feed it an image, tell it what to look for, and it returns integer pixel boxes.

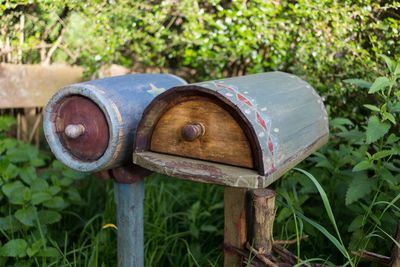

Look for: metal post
[114,180,145,267]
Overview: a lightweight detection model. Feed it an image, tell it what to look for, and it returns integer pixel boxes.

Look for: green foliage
[276,57,399,265]
[0,119,88,266]
[144,174,223,266]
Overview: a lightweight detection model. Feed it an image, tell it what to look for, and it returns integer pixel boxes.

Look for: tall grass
[52,173,223,267]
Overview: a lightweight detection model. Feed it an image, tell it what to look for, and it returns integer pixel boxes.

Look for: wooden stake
[249,188,276,255]
[391,222,400,267]
[114,180,144,267]
[224,187,248,267]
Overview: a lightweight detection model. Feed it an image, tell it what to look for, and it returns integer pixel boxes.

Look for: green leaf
[43,197,67,210]
[353,160,374,172]
[38,210,61,225]
[0,116,16,132]
[66,187,82,202]
[0,215,22,232]
[395,63,400,76]
[380,54,396,73]
[2,181,24,198]
[386,134,400,144]
[343,79,371,89]
[365,116,390,144]
[31,192,53,205]
[19,166,36,185]
[363,104,380,112]
[382,112,396,124]
[26,239,45,257]
[201,225,218,232]
[372,149,400,160]
[345,173,375,205]
[0,239,27,257]
[15,206,37,226]
[330,117,354,127]
[31,179,49,192]
[48,186,61,196]
[6,147,31,163]
[9,187,31,205]
[389,102,400,113]
[348,215,365,232]
[294,168,352,263]
[368,77,390,94]
[36,247,60,258]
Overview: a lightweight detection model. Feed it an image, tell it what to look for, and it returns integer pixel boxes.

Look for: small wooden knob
[181,123,205,141]
[64,124,85,139]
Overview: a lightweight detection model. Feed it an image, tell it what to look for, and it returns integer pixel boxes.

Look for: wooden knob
[181,123,205,141]
[64,124,85,139]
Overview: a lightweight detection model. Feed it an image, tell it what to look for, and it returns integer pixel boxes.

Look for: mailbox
[44,74,187,172]
[133,71,329,188]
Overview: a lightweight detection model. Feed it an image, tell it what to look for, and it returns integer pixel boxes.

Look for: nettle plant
[275,56,399,265]
[319,56,399,256]
[0,117,84,266]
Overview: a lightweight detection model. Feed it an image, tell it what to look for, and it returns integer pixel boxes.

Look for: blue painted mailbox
[43,74,186,267]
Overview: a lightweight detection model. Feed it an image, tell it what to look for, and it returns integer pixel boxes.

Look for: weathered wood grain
[391,222,400,267]
[0,63,83,108]
[133,151,263,188]
[249,188,276,255]
[224,187,248,267]
[150,96,254,168]
[114,181,144,267]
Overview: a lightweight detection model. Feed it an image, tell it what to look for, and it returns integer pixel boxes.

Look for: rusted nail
[181,122,205,141]
[64,124,85,139]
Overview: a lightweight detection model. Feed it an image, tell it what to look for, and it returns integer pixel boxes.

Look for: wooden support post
[224,187,248,267]
[391,222,400,267]
[249,188,276,255]
[114,180,144,267]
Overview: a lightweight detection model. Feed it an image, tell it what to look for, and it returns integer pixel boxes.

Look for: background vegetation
[0,0,399,266]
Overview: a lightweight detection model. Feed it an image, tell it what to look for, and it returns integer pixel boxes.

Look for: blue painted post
[114,180,144,267]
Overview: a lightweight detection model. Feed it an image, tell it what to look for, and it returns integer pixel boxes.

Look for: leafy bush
[0,117,85,266]
[276,56,400,265]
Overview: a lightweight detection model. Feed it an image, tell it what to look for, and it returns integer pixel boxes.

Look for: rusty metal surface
[111,165,152,184]
[0,63,83,108]
[55,96,109,161]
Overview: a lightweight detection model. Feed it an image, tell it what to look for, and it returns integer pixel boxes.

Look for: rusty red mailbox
[133,71,329,266]
[43,74,187,267]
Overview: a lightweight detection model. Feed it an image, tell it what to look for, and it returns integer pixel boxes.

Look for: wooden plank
[224,187,248,267]
[150,95,254,168]
[133,151,263,188]
[0,63,83,108]
[114,181,144,267]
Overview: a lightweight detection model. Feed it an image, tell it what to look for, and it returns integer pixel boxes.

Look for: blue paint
[114,181,144,267]
[44,74,187,172]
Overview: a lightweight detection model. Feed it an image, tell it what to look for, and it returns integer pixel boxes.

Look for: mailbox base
[224,187,276,267]
[114,181,144,267]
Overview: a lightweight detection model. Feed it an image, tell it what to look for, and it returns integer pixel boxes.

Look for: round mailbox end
[44,84,120,172]
[54,95,109,161]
